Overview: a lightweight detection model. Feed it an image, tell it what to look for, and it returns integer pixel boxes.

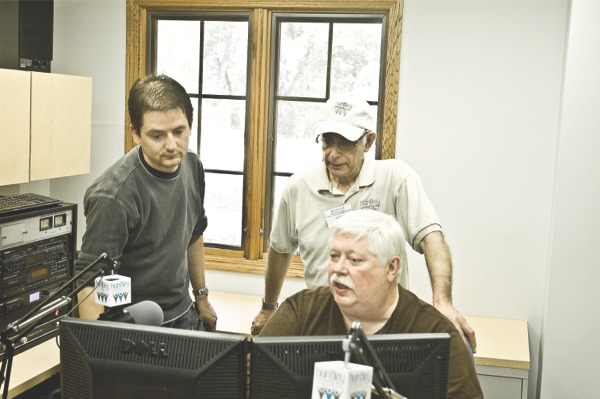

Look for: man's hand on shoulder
[435,300,477,353]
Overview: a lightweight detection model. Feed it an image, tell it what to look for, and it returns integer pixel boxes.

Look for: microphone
[98,300,164,326]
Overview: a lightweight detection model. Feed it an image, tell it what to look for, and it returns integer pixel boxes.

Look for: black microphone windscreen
[124,300,164,326]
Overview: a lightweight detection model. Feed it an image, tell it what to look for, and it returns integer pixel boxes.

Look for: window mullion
[197,20,205,154]
[244,8,271,260]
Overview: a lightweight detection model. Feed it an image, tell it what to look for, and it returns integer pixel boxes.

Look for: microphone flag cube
[94,274,131,307]
[312,361,373,399]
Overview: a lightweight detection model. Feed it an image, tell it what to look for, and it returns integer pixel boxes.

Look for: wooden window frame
[125,0,403,279]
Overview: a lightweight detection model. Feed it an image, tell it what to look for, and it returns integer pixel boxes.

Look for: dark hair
[127,74,194,133]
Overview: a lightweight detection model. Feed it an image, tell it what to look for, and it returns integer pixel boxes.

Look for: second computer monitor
[251,333,451,399]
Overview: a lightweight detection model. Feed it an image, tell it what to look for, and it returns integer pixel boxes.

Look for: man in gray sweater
[74,74,217,331]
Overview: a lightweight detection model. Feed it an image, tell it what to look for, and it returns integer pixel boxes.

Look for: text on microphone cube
[94,274,132,307]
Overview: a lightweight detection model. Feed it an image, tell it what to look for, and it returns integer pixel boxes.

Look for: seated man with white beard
[259,209,483,399]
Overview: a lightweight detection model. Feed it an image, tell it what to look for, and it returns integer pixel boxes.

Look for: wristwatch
[192,286,209,296]
[262,297,279,310]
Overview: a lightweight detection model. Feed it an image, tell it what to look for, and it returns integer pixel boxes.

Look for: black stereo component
[0,201,76,359]
[0,0,54,72]
[0,279,70,355]
[0,235,71,302]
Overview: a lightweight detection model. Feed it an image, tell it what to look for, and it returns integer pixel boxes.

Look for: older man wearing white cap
[251,94,476,353]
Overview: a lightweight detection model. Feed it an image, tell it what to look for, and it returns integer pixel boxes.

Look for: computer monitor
[59,317,248,399]
[251,333,451,399]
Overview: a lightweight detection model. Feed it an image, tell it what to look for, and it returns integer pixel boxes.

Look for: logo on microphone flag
[312,361,373,399]
[94,274,132,307]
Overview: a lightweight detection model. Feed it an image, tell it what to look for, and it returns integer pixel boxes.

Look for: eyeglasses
[316,130,370,151]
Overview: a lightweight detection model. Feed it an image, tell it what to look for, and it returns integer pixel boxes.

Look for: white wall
[49,0,126,248]
[396,1,569,397]
[44,0,600,398]
[539,0,600,397]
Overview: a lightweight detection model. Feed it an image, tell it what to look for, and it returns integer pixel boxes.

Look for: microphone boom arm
[2,252,117,343]
[0,252,118,399]
[343,322,404,399]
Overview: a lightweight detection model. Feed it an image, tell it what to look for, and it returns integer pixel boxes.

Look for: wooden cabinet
[477,365,529,399]
[466,316,530,399]
[0,68,92,186]
[0,69,30,186]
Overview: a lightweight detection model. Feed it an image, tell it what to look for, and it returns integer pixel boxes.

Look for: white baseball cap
[315,94,375,141]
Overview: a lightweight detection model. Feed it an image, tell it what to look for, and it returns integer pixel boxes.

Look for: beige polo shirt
[269,158,442,288]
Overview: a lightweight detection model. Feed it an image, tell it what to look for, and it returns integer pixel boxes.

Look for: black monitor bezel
[250,332,451,399]
[59,317,249,399]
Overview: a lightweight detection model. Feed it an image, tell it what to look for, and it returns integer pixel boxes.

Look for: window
[152,15,251,248]
[126,0,403,278]
[268,15,383,238]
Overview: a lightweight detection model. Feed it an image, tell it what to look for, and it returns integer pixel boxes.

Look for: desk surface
[465,315,530,370]
[3,290,530,396]
[4,338,60,398]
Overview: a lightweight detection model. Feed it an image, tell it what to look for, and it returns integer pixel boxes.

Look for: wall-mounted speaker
[0,0,54,72]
